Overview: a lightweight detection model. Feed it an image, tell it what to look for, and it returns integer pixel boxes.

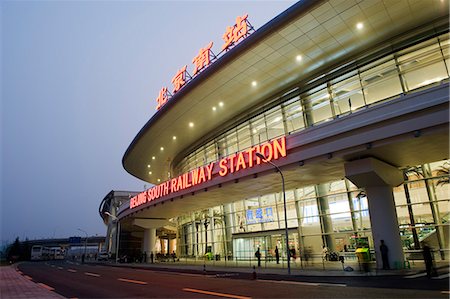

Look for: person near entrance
[422,242,436,278]
[275,246,280,264]
[379,240,389,270]
[255,247,261,267]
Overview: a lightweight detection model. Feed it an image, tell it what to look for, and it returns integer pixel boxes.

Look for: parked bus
[31,245,51,260]
[31,245,65,261]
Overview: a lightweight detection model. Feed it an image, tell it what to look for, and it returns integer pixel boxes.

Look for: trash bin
[355,248,370,272]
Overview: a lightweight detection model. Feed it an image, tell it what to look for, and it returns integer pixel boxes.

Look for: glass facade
[175,160,449,264]
[162,31,450,266]
[175,33,449,176]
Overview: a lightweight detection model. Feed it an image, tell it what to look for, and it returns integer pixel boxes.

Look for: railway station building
[100,0,449,269]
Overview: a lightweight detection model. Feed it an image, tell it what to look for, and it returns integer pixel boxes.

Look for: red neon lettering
[260,143,273,161]
[163,182,169,196]
[198,167,206,184]
[219,158,228,176]
[255,144,262,165]
[156,87,169,110]
[191,168,199,185]
[192,42,213,75]
[246,147,255,168]
[154,185,160,199]
[205,162,214,180]
[171,178,178,192]
[233,14,249,43]
[171,65,187,93]
[177,176,183,191]
[235,152,247,172]
[273,137,286,160]
[227,153,236,173]
[222,14,249,50]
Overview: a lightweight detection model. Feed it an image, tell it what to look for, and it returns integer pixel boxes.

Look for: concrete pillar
[169,239,176,254]
[345,157,404,270]
[160,239,166,254]
[143,228,156,262]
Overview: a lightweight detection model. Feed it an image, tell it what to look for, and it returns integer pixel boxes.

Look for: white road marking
[405,272,427,278]
[183,288,251,299]
[84,272,100,277]
[432,273,450,279]
[117,278,148,285]
[68,269,77,273]
[259,279,319,286]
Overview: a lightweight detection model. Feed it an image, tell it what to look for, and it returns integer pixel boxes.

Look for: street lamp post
[78,228,88,263]
[255,152,291,275]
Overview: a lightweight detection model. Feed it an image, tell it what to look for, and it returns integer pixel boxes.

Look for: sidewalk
[0,265,64,299]
[93,258,444,278]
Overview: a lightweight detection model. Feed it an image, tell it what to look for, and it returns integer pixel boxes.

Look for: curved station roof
[123,0,449,186]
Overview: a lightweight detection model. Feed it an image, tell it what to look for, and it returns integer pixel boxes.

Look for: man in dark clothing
[380,240,389,270]
[255,248,261,267]
[422,243,435,278]
[275,246,280,264]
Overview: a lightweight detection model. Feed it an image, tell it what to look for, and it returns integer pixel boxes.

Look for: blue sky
[1,0,297,244]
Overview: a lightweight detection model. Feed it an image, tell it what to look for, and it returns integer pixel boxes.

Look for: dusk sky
[1,0,297,244]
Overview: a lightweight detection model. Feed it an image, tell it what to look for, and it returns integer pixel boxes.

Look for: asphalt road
[18,261,449,298]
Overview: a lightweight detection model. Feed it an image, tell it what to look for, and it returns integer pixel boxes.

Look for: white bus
[31,246,65,261]
[31,245,51,260]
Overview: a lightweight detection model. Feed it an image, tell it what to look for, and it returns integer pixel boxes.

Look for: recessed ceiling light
[189,122,194,127]
[219,102,224,107]
[212,106,217,111]
[173,136,177,140]
[152,156,155,160]
[296,55,302,62]
[160,147,164,151]
[157,179,161,182]
[147,164,151,168]
[252,81,257,87]
[253,129,257,134]
[149,171,152,175]
[356,22,363,30]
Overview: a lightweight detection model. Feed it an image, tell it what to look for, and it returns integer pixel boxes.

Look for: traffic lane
[18,261,193,298]
[19,261,447,299]
[79,263,450,299]
[89,262,448,293]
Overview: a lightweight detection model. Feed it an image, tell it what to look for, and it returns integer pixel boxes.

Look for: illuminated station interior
[99,0,450,269]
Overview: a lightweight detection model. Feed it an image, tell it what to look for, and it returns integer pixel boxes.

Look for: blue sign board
[69,237,82,244]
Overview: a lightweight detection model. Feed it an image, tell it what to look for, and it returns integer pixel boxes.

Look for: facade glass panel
[398,38,448,91]
[302,84,333,124]
[360,57,403,104]
[251,115,268,145]
[283,96,305,133]
[175,36,449,176]
[173,160,449,262]
[237,123,252,151]
[265,106,285,140]
[330,71,366,115]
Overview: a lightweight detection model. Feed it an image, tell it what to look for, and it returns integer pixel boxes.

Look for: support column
[169,239,176,254]
[345,158,404,270]
[143,228,156,262]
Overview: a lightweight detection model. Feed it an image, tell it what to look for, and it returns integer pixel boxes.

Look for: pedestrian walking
[275,246,280,264]
[380,240,389,270]
[255,247,261,267]
[422,243,436,278]
[150,251,154,264]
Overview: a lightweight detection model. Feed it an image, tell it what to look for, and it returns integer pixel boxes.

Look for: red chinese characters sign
[222,14,249,50]
[154,14,253,111]
[130,136,286,210]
